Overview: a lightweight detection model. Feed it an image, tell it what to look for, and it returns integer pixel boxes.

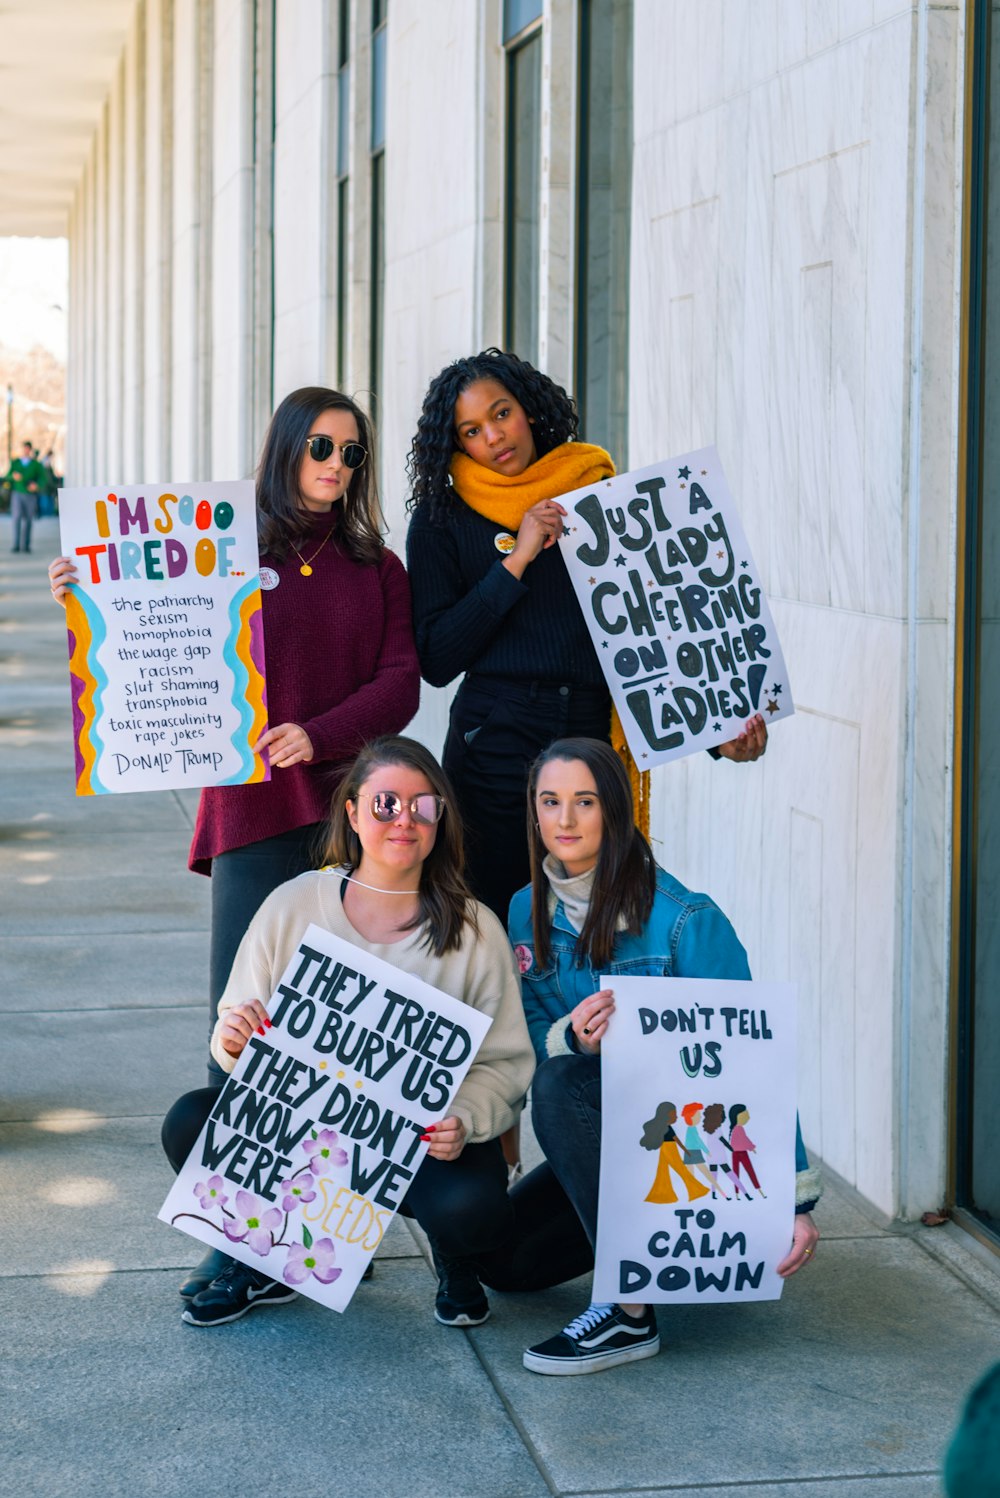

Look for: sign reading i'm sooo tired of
[593,977,797,1305]
[58,480,267,794]
[159,923,492,1313]
[557,447,794,768]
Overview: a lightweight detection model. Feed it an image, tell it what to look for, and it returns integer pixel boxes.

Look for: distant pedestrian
[5,439,43,552]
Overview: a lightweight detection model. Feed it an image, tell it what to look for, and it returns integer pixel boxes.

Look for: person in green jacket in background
[5,440,44,553]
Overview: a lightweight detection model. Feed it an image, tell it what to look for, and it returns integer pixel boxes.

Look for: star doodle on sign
[765,698,779,716]
[678,465,691,479]
[601,640,608,649]
[713,722,723,733]
[654,683,666,696]
[740,560,748,569]
[615,554,626,567]
[771,683,783,696]
[642,753,648,759]
[701,469,707,475]
[717,550,725,559]
[588,576,597,586]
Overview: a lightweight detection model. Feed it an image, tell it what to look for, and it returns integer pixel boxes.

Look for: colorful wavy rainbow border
[66,588,109,796]
[220,577,269,784]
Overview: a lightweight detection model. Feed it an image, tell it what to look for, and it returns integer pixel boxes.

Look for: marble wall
[63,0,965,1220]
[628,0,963,1217]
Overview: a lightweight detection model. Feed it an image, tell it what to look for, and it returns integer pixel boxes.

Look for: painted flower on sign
[283,1233,342,1286]
[303,1127,348,1176]
[223,1190,283,1256]
[194,1175,228,1211]
[278,1172,317,1212]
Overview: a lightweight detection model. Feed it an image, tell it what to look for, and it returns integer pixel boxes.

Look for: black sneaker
[181,1260,298,1327]
[433,1254,490,1327]
[523,1302,660,1375]
[178,1246,234,1299]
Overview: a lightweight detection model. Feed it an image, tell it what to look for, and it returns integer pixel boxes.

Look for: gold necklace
[290,528,333,577]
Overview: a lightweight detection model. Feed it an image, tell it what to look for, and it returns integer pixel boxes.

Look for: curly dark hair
[405,348,579,522]
[256,386,384,565]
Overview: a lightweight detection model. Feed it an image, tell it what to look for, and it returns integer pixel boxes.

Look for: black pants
[207,823,324,1085]
[442,674,612,922]
[162,1088,514,1260]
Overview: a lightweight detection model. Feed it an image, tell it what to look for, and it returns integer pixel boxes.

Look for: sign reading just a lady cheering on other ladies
[57,481,268,794]
[593,977,797,1304]
[558,447,793,766]
[159,923,492,1312]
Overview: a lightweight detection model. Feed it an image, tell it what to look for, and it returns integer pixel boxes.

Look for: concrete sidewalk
[1,521,997,1498]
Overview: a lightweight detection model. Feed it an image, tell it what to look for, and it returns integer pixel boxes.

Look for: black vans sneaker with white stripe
[523,1302,660,1375]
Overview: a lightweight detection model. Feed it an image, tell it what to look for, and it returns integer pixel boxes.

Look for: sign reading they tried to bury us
[159,923,492,1313]
[557,447,794,767]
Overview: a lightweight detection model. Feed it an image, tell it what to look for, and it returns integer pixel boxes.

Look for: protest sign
[557,446,793,767]
[593,977,796,1304]
[58,480,268,794]
[159,922,493,1313]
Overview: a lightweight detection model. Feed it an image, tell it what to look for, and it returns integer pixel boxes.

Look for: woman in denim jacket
[502,736,821,1376]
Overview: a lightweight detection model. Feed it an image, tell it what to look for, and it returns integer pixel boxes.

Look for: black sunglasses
[305,435,368,468]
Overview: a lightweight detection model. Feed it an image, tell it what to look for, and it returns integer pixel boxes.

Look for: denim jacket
[508,866,821,1211]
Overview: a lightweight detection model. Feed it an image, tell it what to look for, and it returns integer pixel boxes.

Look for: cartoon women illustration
[640,1101,710,1204]
[702,1102,751,1199]
[727,1103,766,1197]
[680,1102,730,1200]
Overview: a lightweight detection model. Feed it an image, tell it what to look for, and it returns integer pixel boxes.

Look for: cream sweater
[210,868,534,1144]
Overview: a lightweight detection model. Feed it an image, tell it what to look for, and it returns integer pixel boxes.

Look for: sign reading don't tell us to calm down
[557,447,794,767]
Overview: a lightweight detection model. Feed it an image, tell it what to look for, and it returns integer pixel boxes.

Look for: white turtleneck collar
[542,853,598,933]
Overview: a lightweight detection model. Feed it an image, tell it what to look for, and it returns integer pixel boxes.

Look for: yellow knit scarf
[450,442,614,529]
[451,441,650,837]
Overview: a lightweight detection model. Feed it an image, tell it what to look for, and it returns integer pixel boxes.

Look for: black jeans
[443,674,611,922]
[162,1087,513,1260]
[207,823,324,1085]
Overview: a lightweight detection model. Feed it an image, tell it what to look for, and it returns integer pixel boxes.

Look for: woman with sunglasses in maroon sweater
[49,388,420,1291]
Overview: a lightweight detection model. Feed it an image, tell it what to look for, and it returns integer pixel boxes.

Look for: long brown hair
[256,386,384,565]
[322,736,478,956]
[527,737,656,970]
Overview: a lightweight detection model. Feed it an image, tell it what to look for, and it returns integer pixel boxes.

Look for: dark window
[504,28,541,362]
[575,0,632,465]
[957,0,1000,1247]
[335,1,351,385]
[370,3,387,416]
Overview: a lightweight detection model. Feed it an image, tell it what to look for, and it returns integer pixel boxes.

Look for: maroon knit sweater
[189,511,420,873]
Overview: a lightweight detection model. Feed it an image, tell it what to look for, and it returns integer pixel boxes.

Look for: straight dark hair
[527,737,656,971]
[322,736,478,957]
[257,386,384,565]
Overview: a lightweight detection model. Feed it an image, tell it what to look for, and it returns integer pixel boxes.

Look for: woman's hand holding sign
[253,723,315,768]
[717,714,767,763]
[502,499,567,580]
[219,999,271,1058]
[572,988,615,1056]
[47,556,79,605]
[776,1212,819,1278]
[422,1116,467,1161]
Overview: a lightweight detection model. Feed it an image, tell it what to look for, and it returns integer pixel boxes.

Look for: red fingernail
[256,1025,265,1035]
[424,1123,436,1133]
[264,1018,273,1028]
[420,1134,432,1141]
